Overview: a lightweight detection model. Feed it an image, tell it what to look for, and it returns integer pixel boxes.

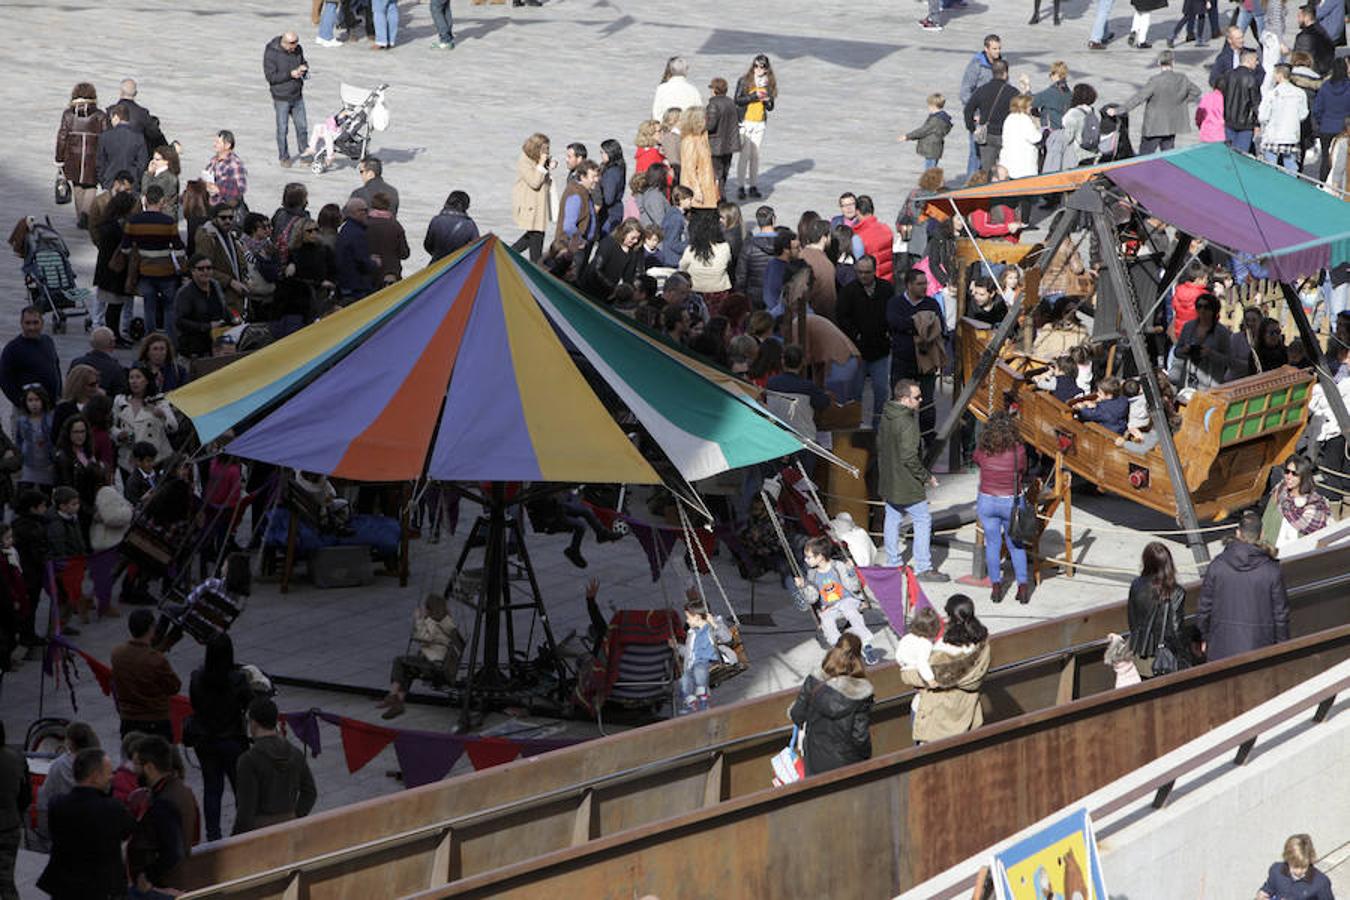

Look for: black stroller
[18,217,91,333]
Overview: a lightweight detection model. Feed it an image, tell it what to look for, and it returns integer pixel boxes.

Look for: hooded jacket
[1313,76,1350,135]
[233,734,317,834]
[1195,539,1289,662]
[55,99,109,187]
[788,668,874,775]
[900,640,991,742]
[1259,80,1310,146]
[263,35,307,102]
[734,231,778,302]
[959,50,995,107]
[905,111,953,161]
[877,401,928,507]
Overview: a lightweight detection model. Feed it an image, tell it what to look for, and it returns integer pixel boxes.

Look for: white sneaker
[315,36,342,47]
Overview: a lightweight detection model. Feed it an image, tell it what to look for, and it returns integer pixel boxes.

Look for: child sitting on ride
[794,536,881,665]
[1117,372,1181,454]
[1071,344,1094,394]
[677,600,722,714]
[1033,354,1083,403]
[1074,376,1130,435]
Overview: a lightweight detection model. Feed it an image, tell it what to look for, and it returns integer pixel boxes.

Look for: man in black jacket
[350,157,400,215]
[1196,511,1289,661]
[233,698,317,834]
[1293,3,1336,77]
[963,59,1016,172]
[263,32,310,166]
[1219,49,1262,152]
[37,748,133,900]
[733,205,778,305]
[1210,26,1265,88]
[174,253,231,358]
[424,191,480,261]
[835,255,894,428]
[95,105,148,192]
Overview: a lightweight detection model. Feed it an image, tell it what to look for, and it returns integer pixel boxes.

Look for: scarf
[1279,484,1329,536]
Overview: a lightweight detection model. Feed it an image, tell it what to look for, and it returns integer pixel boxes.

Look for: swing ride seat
[957,317,1315,521]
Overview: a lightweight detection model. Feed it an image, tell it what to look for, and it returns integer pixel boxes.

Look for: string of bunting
[277,709,584,789]
[42,638,583,789]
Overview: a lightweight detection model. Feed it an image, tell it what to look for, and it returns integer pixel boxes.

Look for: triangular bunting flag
[282,710,323,758]
[336,716,398,774]
[393,731,465,788]
[858,566,908,637]
[463,736,522,771]
[624,516,681,582]
[169,694,194,745]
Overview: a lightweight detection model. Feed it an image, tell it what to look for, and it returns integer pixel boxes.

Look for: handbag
[770,725,806,786]
[1148,599,1189,677]
[1007,461,1041,546]
[973,121,989,145]
[54,174,72,205]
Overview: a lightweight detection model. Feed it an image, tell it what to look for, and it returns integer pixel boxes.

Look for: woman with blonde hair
[678,107,718,208]
[788,633,874,775]
[998,94,1042,179]
[511,132,555,262]
[1257,834,1333,899]
[634,119,666,175]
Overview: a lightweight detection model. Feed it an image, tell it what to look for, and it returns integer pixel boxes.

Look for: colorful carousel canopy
[924,143,1350,280]
[169,235,819,491]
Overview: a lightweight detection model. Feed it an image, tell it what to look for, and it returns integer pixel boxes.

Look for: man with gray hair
[652,56,703,120]
[335,198,380,302]
[70,327,128,395]
[1108,50,1202,153]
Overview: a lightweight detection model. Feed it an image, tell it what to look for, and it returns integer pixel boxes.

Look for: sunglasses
[1285,468,1300,475]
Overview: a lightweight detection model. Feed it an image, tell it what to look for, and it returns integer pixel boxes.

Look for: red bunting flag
[463,736,521,771]
[335,716,398,774]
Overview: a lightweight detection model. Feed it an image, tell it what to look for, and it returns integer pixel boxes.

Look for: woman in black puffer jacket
[189,634,255,841]
[788,633,874,776]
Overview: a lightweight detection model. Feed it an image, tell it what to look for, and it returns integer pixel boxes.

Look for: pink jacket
[1196,90,1226,143]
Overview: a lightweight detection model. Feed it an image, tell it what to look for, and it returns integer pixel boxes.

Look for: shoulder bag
[1008,453,1041,546]
[770,724,806,786]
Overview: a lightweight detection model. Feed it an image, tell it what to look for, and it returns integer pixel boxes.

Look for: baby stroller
[19,217,91,333]
[312,82,390,174]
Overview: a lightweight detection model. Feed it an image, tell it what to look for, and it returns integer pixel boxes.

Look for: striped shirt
[121,211,184,278]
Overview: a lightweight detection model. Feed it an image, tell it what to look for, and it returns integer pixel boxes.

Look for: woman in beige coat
[678,108,719,209]
[511,132,554,262]
[901,594,991,744]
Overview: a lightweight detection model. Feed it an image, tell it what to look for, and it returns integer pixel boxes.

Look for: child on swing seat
[794,536,882,665]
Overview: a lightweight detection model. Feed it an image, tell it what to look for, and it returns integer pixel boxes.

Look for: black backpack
[1080,109,1102,152]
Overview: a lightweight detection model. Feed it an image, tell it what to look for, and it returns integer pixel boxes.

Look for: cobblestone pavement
[0,0,1242,891]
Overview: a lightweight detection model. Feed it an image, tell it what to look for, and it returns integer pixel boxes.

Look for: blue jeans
[923,157,939,170]
[825,357,861,403]
[680,660,710,704]
[1235,7,1266,38]
[976,492,1029,585]
[429,0,454,41]
[1091,0,1115,41]
[1226,127,1254,153]
[861,355,891,428]
[138,276,178,335]
[1263,148,1299,172]
[273,97,308,160]
[373,0,399,46]
[884,499,933,572]
[318,1,338,39]
[966,130,981,176]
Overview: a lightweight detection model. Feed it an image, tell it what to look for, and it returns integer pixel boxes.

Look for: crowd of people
[0,626,315,899]
[10,4,1350,895]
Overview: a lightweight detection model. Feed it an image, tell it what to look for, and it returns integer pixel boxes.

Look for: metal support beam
[1279,282,1350,443]
[924,209,1081,470]
[1089,205,1211,566]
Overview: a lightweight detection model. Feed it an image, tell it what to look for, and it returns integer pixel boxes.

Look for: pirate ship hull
[957,318,1315,521]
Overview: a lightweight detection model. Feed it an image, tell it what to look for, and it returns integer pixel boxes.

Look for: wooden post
[1061,453,1074,578]
[398,482,410,588]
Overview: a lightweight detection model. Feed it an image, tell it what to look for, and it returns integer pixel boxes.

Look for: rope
[677,499,741,630]
[761,488,804,581]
